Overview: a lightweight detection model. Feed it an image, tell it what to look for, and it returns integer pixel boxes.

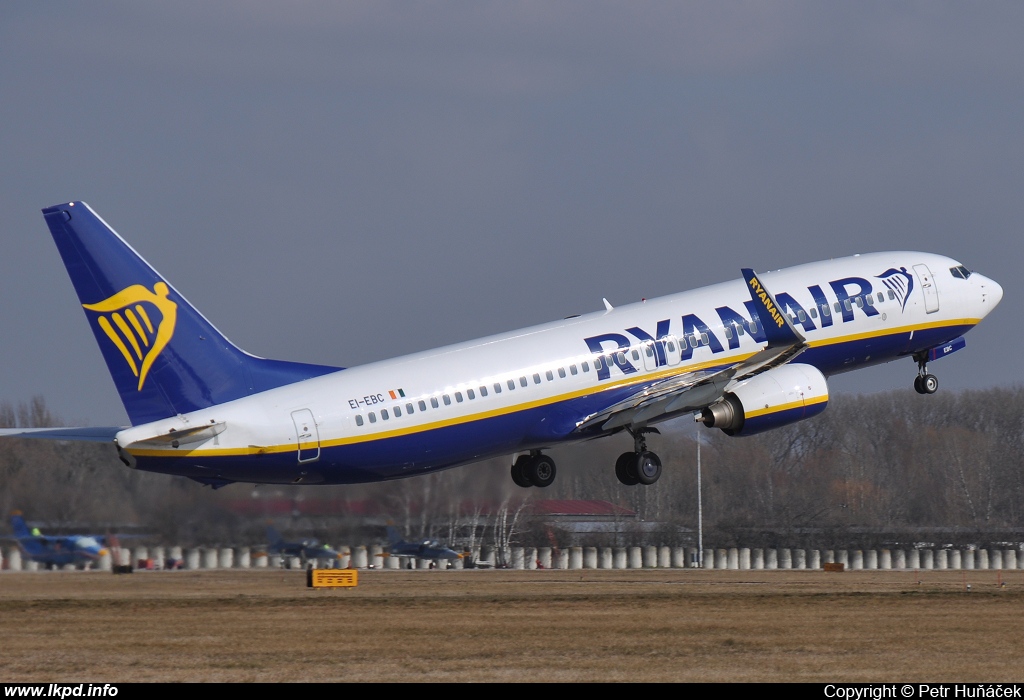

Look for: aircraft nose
[975,273,1003,314]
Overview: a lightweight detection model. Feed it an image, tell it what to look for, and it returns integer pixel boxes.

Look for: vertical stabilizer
[42,202,342,425]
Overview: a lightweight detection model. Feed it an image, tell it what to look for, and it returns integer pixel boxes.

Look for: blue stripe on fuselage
[131,322,974,485]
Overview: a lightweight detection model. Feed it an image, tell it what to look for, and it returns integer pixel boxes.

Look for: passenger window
[747,321,757,334]
[533,373,541,384]
[644,346,654,357]
[546,370,553,381]
[877,292,884,303]
[684,335,694,348]
[507,379,516,391]
[558,367,566,378]
[393,406,401,417]
[666,341,675,352]
[406,403,414,414]
[520,376,528,387]
[494,383,502,394]
[381,409,389,420]
[419,400,427,411]
[480,386,487,397]
[888,290,895,300]
[570,365,578,375]
[865,295,874,307]
[736,325,744,336]
[455,391,464,402]
[355,415,364,427]
[616,352,626,365]
[822,305,831,317]
[443,395,451,406]
[631,349,640,361]
[797,310,806,322]
[369,412,377,424]
[724,327,733,340]
[467,389,475,400]
[809,308,817,319]
[430,397,439,409]
[855,297,864,308]
[834,302,842,313]
[593,357,602,371]
[700,333,709,345]
[844,300,852,311]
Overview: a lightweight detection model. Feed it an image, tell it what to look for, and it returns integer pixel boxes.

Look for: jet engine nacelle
[698,363,829,436]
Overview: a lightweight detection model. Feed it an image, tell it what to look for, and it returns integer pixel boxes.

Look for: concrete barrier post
[727,548,739,570]
[185,548,201,570]
[779,549,793,570]
[850,550,863,570]
[713,549,727,569]
[218,548,234,569]
[625,547,642,569]
[582,547,597,569]
[794,549,807,570]
[809,550,821,570]
[978,549,989,570]
[739,548,751,570]
[350,545,368,569]
[538,547,553,569]
[202,548,219,569]
[880,550,892,570]
[598,547,613,569]
[991,550,1003,570]
[567,547,583,570]
[752,548,764,570]
[1004,550,1018,570]
[907,550,920,569]
[962,549,975,570]
[7,548,23,571]
[658,546,672,568]
[702,548,715,568]
[642,546,658,568]
[935,550,948,570]
[865,550,878,570]
[766,549,779,570]
[98,550,112,571]
[921,549,934,570]
[525,547,538,570]
[893,550,906,570]
[150,547,165,569]
[671,547,686,569]
[253,551,268,568]
[555,549,569,569]
[611,548,626,569]
[511,547,526,570]
[949,549,961,570]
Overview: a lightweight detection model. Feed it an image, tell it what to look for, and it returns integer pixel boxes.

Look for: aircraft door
[663,336,681,366]
[913,264,940,314]
[291,409,321,463]
[641,341,658,371]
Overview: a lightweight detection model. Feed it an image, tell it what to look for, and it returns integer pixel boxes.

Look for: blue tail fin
[10,513,31,538]
[386,525,403,546]
[266,525,282,545]
[42,202,342,425]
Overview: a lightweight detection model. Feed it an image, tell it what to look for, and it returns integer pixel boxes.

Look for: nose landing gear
[913,352,938,395]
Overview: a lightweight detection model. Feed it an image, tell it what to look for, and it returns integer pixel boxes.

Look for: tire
[923,374,938,394]
[615,452,639,486]
[511,456,533,488]
[528,455,557,488]
[914,376,926,394]
[636,451,662,485]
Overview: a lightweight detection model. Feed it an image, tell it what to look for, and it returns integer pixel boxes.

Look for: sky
[1,2,1021,427]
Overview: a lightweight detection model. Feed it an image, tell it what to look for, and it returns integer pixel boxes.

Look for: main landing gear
[913,352,939,395]
[615,427,662,486]
[511,451,557,488]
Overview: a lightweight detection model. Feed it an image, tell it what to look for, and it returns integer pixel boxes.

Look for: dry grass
[1,568,1023,682]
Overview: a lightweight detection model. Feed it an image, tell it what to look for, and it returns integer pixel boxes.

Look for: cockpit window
[950,265,973,279]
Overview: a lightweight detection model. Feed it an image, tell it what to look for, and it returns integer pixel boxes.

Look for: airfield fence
[1,544,1021,572]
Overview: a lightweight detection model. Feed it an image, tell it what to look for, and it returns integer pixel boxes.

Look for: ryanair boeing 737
[0,202,1003,489]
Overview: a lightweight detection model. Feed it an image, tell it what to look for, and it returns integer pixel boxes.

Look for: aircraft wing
[0,427,122,442]
[575,268,807,433]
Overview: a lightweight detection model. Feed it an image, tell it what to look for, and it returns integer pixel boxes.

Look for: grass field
[1,568,1023,682]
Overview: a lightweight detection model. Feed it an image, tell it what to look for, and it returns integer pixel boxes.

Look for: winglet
[602,298,614,312]
[741,268,805,348]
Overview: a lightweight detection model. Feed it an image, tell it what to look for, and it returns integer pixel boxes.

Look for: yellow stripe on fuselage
[126,317,977,459]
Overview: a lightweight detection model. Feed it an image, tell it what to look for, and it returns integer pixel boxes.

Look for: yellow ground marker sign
[307,568,358,588]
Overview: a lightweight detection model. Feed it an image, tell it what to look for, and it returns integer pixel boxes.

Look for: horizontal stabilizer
[0,426,122,442]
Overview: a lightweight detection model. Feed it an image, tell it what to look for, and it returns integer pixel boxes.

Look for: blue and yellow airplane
[6,512,109,569]
[0,201,1004,489]
[383,525,463,564]
[263,525,342,566]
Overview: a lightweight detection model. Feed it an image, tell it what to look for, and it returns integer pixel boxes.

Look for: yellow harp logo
[83,282,178,391]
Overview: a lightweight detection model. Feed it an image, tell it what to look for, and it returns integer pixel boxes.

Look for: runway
[2,568,1023,682]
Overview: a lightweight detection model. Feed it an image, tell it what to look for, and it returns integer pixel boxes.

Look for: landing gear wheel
[615,452,640,486]
[635,451,662,485]
[914,376,925,394]
[922,374,938,394]
[527,455,557,488]
[511,456,533,488]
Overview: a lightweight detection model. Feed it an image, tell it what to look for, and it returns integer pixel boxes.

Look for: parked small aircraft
[263,525,342,566]
[5,512,108,569]
[381,525,463,566]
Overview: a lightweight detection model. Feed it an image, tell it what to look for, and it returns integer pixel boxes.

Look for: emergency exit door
[291,409,320,463]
